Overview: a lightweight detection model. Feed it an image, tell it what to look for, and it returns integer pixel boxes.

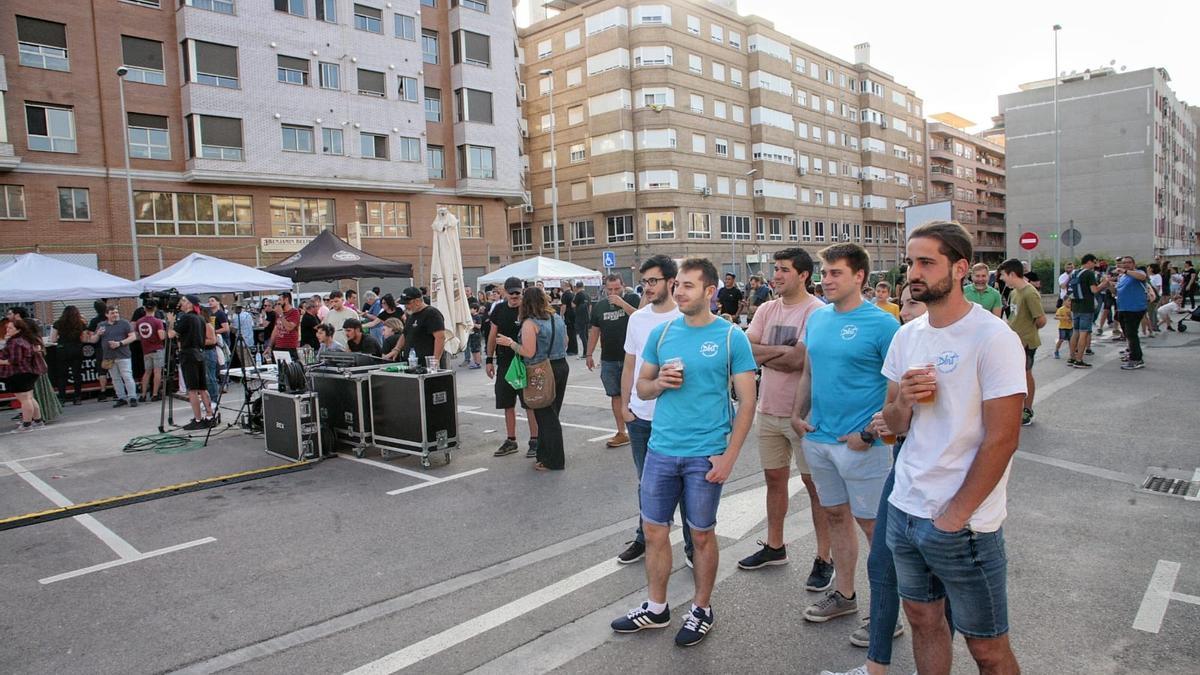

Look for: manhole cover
[1138,467,1200,500]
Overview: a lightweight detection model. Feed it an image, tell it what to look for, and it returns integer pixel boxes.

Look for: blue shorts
[802,440,892,519]
[639,450,723,532]
[599,359,623,397]
[1057,328,1072,341]
[886,503,1010,639]
[1071,311,1094,331]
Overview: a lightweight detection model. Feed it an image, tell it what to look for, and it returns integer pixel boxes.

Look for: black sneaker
[737,540,788,570]
[1022,408,1034,426]
[1121,360,1145,370]
[617,540,645,564]
[1085,348,1095,355]
[611,602,671,633]
[674,606,714,647]
[493,439,519,457]
[806,556,836,591]
[113,399,128,408]
[1073,361,1093,369]
[526,438,539,458]
[1066,358,1078,366]
[182,418,205,431]
[685,551,694,569]
[129,398,138,407]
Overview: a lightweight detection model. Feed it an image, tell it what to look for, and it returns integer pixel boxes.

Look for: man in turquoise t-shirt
[963,262,1003,316]
[610,258,757,648]
[792,243,898,631]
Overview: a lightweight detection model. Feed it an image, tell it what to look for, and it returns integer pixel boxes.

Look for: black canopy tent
[263,230,413,282]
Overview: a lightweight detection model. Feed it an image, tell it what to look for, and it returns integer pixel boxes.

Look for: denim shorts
[1071,311,1094,331]
[640,450,724,532]
[1057,328,1072,341]
[599,359,623,397]
[886,503,1009,638]
[802,439,891,519]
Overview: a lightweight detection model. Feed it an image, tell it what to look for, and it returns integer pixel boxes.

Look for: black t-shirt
[1024,271,1041,289]
[377,308,402,325]
[88,314,105,332]
[589,293,640,362]
[213,309,230,344]
[560,291,575,318]
[574,292,591,324]
[383,332,401,356]
[402,306,445,360]
[717,286,744,315]
[175,311,206,351]
[347,334,383,357]
[300,312,320,350]
[1182,268,1197,291]
[489,302,522,363]
[263,310,277,344]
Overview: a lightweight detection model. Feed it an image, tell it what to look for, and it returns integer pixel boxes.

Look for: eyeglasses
[641,277,666,286]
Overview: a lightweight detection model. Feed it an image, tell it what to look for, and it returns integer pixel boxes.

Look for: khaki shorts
[758,413,810,473]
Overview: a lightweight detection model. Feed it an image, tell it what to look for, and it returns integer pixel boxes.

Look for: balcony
[979,217,1005,228]
[591,190,637,213]
[753,195,796,214]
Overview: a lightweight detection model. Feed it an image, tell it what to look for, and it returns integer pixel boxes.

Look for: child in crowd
[1054,296,1073,359]
[1158,294,1186,331]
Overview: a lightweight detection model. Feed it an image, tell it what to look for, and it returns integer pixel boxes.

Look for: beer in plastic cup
[882,432,898,445]
[907,361,936,404]
[663,357,684,385]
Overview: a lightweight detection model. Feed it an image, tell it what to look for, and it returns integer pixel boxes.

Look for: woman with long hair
[494,287,569,471]
[1,318,47,432]
[51,305,87,405]
[198,306,221,409]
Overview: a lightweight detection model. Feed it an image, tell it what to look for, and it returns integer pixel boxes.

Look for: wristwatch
[486,356,494,364]
[859,429,877,445]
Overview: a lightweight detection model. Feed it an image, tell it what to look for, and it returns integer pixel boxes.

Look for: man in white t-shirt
[323,290,360,346]
[881,221,1026,675]
[737,248,834,590]
[616,255,686,565]
[1056,261,1075,308]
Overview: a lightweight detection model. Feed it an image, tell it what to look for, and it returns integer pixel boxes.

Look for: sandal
[533,462,550,472]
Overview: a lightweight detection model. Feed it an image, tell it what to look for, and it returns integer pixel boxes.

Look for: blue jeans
[639,449,723,532]
[107,358,136,402]
[204,349,220,403]
[886,503,1010,639]
[629,416,693,556]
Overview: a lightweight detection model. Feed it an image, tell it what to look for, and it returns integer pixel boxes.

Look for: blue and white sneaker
[611,602,671,633]
[674,605,714,646]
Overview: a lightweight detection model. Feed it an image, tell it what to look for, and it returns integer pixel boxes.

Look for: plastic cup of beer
[663,357,684,385]
[882,431,898,445]
[425,356,439,372]
[907,359,937,404]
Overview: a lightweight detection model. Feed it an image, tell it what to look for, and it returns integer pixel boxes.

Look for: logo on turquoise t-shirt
[840,324,859,340]
[700,341,719,357]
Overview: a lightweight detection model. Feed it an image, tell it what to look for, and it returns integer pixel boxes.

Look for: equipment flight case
[262,390,325,462]
[369,369,458,468]
[307,365,381,457]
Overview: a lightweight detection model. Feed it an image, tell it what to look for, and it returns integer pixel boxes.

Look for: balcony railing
[930,165,955,175]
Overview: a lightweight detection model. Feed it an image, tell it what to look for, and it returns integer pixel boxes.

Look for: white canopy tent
[476,257,604,288]
[0,253,143,302]
[428,208,474,355]
[139,253,293,294]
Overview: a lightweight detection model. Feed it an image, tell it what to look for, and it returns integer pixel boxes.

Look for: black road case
[263,390,322,462]
[307,366,382,457]
[369,370,457,468]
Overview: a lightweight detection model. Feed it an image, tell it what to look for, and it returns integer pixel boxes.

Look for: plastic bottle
[408,350,418,370]
[255,351,263,368]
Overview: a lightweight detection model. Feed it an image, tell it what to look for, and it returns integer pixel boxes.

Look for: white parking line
[386,468,489,495]
[459,408,615,434]
[40,538,217,585]
[337,454,438,482]
[567,385,607,392]
[1134,560,1182,633]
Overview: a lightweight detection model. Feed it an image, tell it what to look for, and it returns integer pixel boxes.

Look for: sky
[518,0,1200,133]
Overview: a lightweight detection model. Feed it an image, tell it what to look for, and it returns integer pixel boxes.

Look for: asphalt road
[1,321,1197,675]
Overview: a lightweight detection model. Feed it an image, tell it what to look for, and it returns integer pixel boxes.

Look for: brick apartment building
[925,112,1006,263]
[0,0,524,286]
[512,0,928,282]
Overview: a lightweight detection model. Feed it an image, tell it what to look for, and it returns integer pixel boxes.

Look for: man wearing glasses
[486,277,539,458]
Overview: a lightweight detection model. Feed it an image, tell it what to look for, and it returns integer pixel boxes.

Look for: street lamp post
[538,68,559,260]
[116,67,141,279]
[1053,24,1062,287]
[732,169,756,282]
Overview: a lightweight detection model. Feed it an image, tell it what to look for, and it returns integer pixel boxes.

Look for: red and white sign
[1019,232,1040,251]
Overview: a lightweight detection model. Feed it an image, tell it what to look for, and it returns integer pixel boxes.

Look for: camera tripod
[198,328,263,446]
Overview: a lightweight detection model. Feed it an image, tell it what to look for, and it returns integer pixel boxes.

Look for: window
[539,113,554,131]
[396,14,416,40]
[452,30,490,67]
[689,54,702,74]
[319,62,340,90]
[733,142,745,160]
[360,132,388,159]
[316,0,337,22]
[688,213,710,238]
[127,113,170,159]
[593,172,635,194]
[634,46,672,67]
[719,215,750,240]
[689,94,703,113]
[586,7,629,35]
[588,89,632,115]
[735,179,747,196]
[729,31,741,49]
[802,220,811,241]
[639,170,677,190]
[730,68,742,87]
[591,131,633,156]
[710,24,723,43]
[687,15,700,34]
[542,149,556,169]
[455,88,493,123]
[354,4,383,33]
[421,0,436,6]
[634,5,670,25]
[571,219,594,245]
[587,48,630,75]
[569,143,586,163]
[567,105,584,125]
[565,29,581,50]
[814,221,825,241]
[716,176,729,194]
[457,145,495,179]
[711,62,725,81]
[537,39,552,59]
[25,104,76,153]
[539,77,552,96]
[438,203,483,237]
[567,67,582,87]
[322,127,343,155]
[274,0,306,16]
[422,88,443,122]
[427,145,444,179]
[640,87,673,108]
[713,100,726,119]
[269,196,334,237]
[0,186,26,219]
[644,211,675,240]
[398,76,419,102]
[788,219,799,241]
[121,36,165,85]
[185,0,235,14]
[357,200,410,237]
[58,188,90,221]
[571,182,587,200]
[797,121,808,138]
[17,16,69,71]
[693,173,707,190]
[714,138,727,157]
[421,29,440,64]
[453,0,488,12]
[511,224,532,252]
[137,192,254,236]
[541,223,564,250]
[692,133,705,153]
[732,105,744,123]
[185,40,238,88]
[607,214,634,243]
[356,68,385,97]
[277,55,309,85]
[399,137,420,162]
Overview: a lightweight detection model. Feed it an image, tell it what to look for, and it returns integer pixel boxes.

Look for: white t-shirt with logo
[1058,271,1071,299]
[882,304,1027,532]
[623,303,682,420]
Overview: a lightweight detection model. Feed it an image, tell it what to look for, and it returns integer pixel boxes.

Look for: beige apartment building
[513,0,927,282]
[925,112,1007,263]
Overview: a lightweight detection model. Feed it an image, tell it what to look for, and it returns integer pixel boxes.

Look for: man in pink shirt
[738,248,834,591]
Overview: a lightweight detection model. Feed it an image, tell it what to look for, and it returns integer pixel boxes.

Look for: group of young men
[600,221,1026,675]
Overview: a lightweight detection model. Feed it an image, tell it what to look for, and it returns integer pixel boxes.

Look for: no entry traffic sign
[1019,232,1040,251]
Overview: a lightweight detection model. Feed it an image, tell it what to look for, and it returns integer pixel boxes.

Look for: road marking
[0,451,64,463]
[171,517,641,675]
[714,475,806,539]
[1033,347,1120,405]
[567,385,607,392]
[387,468,489,495]
[1188,468,1200,501]
[40,538,217,585]
[587,433,614,442]
[1133,560,1183,633]
[1013,450,1141,484]
[460,408,615,434]
[337,454,438,482]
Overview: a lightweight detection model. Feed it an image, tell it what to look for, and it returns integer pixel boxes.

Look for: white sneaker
[820,665,868,675]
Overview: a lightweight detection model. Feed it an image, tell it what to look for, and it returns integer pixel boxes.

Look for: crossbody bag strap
[654,316,677,361]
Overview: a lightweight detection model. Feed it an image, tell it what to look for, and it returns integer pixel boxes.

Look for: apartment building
[0,0,523,286]
[513,0,927,281]
[999,67,1196,262]
[925,112,1006,263]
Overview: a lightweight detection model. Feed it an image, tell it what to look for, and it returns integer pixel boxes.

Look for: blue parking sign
[602,250,616,268]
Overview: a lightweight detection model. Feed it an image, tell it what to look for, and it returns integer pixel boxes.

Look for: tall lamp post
[538,68,559,260]
[116,67,141,279]
[1052,24,1062,286]
[732,168,756,281]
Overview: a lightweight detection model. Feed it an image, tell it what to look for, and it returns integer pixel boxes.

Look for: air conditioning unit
[797,168,807,176]
[700,187,712,196]
[522,204,534,213]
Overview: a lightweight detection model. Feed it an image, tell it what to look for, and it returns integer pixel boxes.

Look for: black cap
[185,294,202,307]
[399,287,423,303]
[342,317,362,330]
[503,276,524,292]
